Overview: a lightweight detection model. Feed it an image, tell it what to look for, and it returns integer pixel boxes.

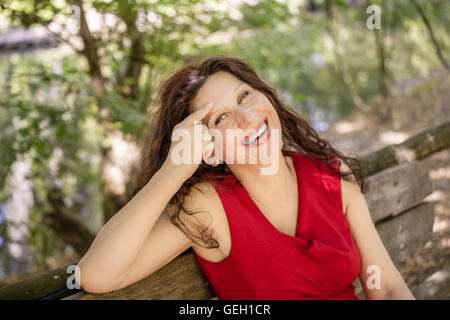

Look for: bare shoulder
[341,178,363,216]
[161,182,219,232]
[338,159,363,217]
[182,181,230,261]
[181,181,227,244]
[183,181,220,212]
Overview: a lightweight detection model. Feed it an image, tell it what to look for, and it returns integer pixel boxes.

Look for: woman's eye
[214,90,250,125]
[215,113,228,125]
[238,90,249,104]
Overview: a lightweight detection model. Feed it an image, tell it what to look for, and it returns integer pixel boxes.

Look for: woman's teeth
[243,121,267,146]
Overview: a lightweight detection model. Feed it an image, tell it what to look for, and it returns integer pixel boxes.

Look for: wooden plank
[0,262,81,300]
[375,201,435,267]
[65,250,215,300]
[358,120,450,177]
[364,160,433,223]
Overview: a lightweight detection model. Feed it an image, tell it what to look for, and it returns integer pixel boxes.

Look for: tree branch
[412,0,450,71]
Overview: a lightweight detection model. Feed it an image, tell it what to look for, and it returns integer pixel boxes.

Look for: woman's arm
[77,101,215,293]
[77,165,187,293]
[341,178,415,300]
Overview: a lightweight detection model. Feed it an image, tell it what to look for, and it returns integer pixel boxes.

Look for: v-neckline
[238,151,302,240]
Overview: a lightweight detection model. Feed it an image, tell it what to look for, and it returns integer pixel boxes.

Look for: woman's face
[190,71,282,166]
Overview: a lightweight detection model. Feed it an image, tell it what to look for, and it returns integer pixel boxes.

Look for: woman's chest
[194,192,299,263]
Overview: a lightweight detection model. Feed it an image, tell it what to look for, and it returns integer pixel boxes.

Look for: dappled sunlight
[102,131,140,195]
[334,121,364,134]
[440,238,450,248]
[425,190,445,202]
[425,191,449,233]
[429,167,450,180]
[3,158,35,275]
[433,218,449,233]
[8,243,23,259]
[379,130,409,145]
[394,146,417,162]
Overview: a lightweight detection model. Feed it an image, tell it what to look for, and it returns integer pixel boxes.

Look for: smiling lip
[240,117,268,146]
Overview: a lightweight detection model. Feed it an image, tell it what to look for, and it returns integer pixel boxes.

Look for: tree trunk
[65,0,138,224]
[43,187,95,255]
[325,0,375,120]
[372,1,392,124]
[117,23,146,99]
[412,0,450,71]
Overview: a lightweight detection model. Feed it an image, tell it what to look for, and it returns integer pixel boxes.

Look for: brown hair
[134,54,367,248]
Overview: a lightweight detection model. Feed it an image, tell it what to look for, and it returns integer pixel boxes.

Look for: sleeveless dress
[193,151,362,300]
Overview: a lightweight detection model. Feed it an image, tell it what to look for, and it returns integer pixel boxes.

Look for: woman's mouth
[241,118,271,147]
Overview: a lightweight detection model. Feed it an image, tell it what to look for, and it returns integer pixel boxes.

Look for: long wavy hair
[134,55,367,249]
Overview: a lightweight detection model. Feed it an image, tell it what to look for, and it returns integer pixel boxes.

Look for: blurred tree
[412,0,449,71]
[0,0,293,267]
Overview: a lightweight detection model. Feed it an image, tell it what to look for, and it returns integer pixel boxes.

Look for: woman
[77,55,415,300]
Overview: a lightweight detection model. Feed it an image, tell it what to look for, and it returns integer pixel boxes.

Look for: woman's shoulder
[184,181,221,211]
[183,181,230,256]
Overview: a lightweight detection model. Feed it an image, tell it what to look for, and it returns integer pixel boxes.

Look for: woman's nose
[234,107,256,128]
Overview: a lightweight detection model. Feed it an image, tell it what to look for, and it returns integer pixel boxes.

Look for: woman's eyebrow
[234,81,244,92]
[202,81,244,125]
[204,108,216,126]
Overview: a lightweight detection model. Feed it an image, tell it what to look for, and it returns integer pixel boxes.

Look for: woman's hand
[161,101,216,182]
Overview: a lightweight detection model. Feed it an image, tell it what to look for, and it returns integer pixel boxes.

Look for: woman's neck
[228,151,297,204]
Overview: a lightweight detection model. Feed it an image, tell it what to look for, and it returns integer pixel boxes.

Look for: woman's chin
[222,141,280,165]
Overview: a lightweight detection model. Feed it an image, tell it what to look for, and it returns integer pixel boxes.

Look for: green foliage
[0,0,449,279]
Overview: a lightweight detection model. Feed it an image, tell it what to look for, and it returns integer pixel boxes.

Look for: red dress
[194,151,362,300]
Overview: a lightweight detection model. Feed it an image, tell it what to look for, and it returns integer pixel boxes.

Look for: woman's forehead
[191,71,241,113]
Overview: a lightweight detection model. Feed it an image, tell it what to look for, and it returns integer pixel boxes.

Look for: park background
[0,0,448,299]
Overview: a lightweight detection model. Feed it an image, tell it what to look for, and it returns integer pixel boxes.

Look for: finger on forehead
[188,102,214,122]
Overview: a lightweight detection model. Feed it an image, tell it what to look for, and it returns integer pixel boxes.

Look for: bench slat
[376,201,435,266]
[364,161,433,223]
[64,250,215,300]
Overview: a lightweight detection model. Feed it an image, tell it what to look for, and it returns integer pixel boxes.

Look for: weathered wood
[63,250,215,300]
[364,161,434,223]
[0,262,81,300]
[357,120,450,177]
[376,201,435,267]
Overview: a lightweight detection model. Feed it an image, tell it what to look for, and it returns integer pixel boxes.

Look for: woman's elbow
[76,263,116,294]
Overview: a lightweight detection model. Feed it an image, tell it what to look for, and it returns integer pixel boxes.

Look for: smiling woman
[137,55,366,249]
[76,55,414,299]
